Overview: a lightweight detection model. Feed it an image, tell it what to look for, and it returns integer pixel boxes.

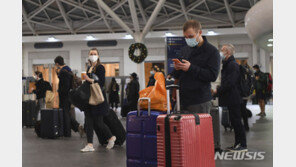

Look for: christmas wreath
[128,43,148,63]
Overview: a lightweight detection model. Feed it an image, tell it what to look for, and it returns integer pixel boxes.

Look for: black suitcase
[40,109,64,139]
[221,107,233,131]
[22,100,37,127]
[210,106,221,151]
[121,104,130,117]
[95,109,126,146]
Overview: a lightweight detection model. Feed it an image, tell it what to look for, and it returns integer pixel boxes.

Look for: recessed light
[267,44,273,47]
[86,35,95,40]
[165,32,174,37]
[124,34,133,39]
[268,39,273,42]
[207,30,216,36]
[47,36,58,42]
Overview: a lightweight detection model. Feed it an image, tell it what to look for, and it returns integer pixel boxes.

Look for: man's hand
[174,59,191,72]
[255,76,259,80]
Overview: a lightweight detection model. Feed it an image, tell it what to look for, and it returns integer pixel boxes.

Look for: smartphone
[172,58,182,64]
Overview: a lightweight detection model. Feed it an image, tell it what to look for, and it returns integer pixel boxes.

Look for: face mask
[220,52,226,61]
[150,71,154,75]
[185,37,199,47]
[89,55,98,63]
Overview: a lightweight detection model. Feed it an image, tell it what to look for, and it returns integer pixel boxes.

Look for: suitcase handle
[166,84,179,90]
[137,97,151,116]
[166,84,180,114]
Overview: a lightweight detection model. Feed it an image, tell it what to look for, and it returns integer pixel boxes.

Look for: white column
[137,63,145,90]
[265,51,271,73]
[260,49,266,72]
[123,47,137,76]
[69,47,82,75]
[252,43,259,66]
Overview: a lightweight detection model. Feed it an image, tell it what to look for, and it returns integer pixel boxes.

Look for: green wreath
[128,43,148,64]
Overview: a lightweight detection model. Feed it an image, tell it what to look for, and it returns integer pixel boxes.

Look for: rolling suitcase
[126,98,166,167]
[157,85,215,167]
[221,107,233,131]
[22,100,37,127]
[210,106,221,151]
[96,109,126,146]
[40,109,64,139]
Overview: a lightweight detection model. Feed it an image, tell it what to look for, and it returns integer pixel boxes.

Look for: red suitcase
[157,113,216,167]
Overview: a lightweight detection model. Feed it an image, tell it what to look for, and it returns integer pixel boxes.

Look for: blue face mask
[185,37,199,47]
[220,52,226,61]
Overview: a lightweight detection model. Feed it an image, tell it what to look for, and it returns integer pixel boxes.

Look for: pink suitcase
[157,113,215,167]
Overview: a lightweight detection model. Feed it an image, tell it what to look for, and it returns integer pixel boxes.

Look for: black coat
[126,79,140,110]
[171,36,220,107]
[34,79,52,99]
[217,56,242,107]
[58,66,73,98]
[147,74,155,87]
[86,65,109,116]
[108,82,120,103]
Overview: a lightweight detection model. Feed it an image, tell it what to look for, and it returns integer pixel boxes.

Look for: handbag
[69,81,90,111]
[89,83,105,105]
[45,90,55,108]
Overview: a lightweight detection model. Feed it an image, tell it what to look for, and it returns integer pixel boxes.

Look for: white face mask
[89,55,99,63]
[220,52,226,61]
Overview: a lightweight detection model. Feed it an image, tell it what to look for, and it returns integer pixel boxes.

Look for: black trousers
[228,103,247,147]
[84,111,112,143]
[240,100,249,130]
[59,96,80,137]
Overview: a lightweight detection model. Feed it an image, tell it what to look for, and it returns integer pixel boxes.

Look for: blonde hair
[223,44,235,55]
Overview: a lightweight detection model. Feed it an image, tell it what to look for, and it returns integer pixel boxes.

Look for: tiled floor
[22,104,273,167]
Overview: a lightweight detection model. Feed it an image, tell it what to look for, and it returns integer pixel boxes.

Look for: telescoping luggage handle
[137,97,151,116]
[166,84,180,114]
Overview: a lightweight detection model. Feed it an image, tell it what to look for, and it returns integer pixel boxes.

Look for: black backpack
[239,65,254,97]
[61,69,82,89]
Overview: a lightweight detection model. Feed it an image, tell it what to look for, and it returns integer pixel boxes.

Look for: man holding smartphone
[170,20,220,113]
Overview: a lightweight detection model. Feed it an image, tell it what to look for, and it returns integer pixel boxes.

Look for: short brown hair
[183,20,202,32]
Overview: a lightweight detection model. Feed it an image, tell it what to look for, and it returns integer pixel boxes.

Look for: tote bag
[89,83,105,105]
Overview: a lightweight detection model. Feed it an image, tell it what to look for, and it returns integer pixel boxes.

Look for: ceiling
[22,0,259,36]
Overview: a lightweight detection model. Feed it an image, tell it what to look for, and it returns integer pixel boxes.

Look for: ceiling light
[124,34,133,39]
[268,38,273,42]
[86,35,95,40]
[267,44,273,47]
[47,36,58,42]
[165,32,174,37]
[207,30,216,36]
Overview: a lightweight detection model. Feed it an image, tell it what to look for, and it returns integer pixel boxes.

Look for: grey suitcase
[210,106,221,151]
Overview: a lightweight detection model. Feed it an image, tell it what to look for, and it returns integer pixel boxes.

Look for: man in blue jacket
[213,44,247,152]
[171,20,220,113]
[54,56,83,137]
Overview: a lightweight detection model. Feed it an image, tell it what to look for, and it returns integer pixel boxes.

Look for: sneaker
[78,125,85,138]
[225,144,240,151]
[80,145,95,152]
[229,145,248,152]
[256,113,262,116]
[106,136,116,149]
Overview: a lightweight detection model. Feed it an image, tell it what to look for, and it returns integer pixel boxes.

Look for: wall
[22,34,273,88]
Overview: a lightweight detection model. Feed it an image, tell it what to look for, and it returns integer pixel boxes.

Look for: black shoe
[229,145,248,152]
[225,144,239,151]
